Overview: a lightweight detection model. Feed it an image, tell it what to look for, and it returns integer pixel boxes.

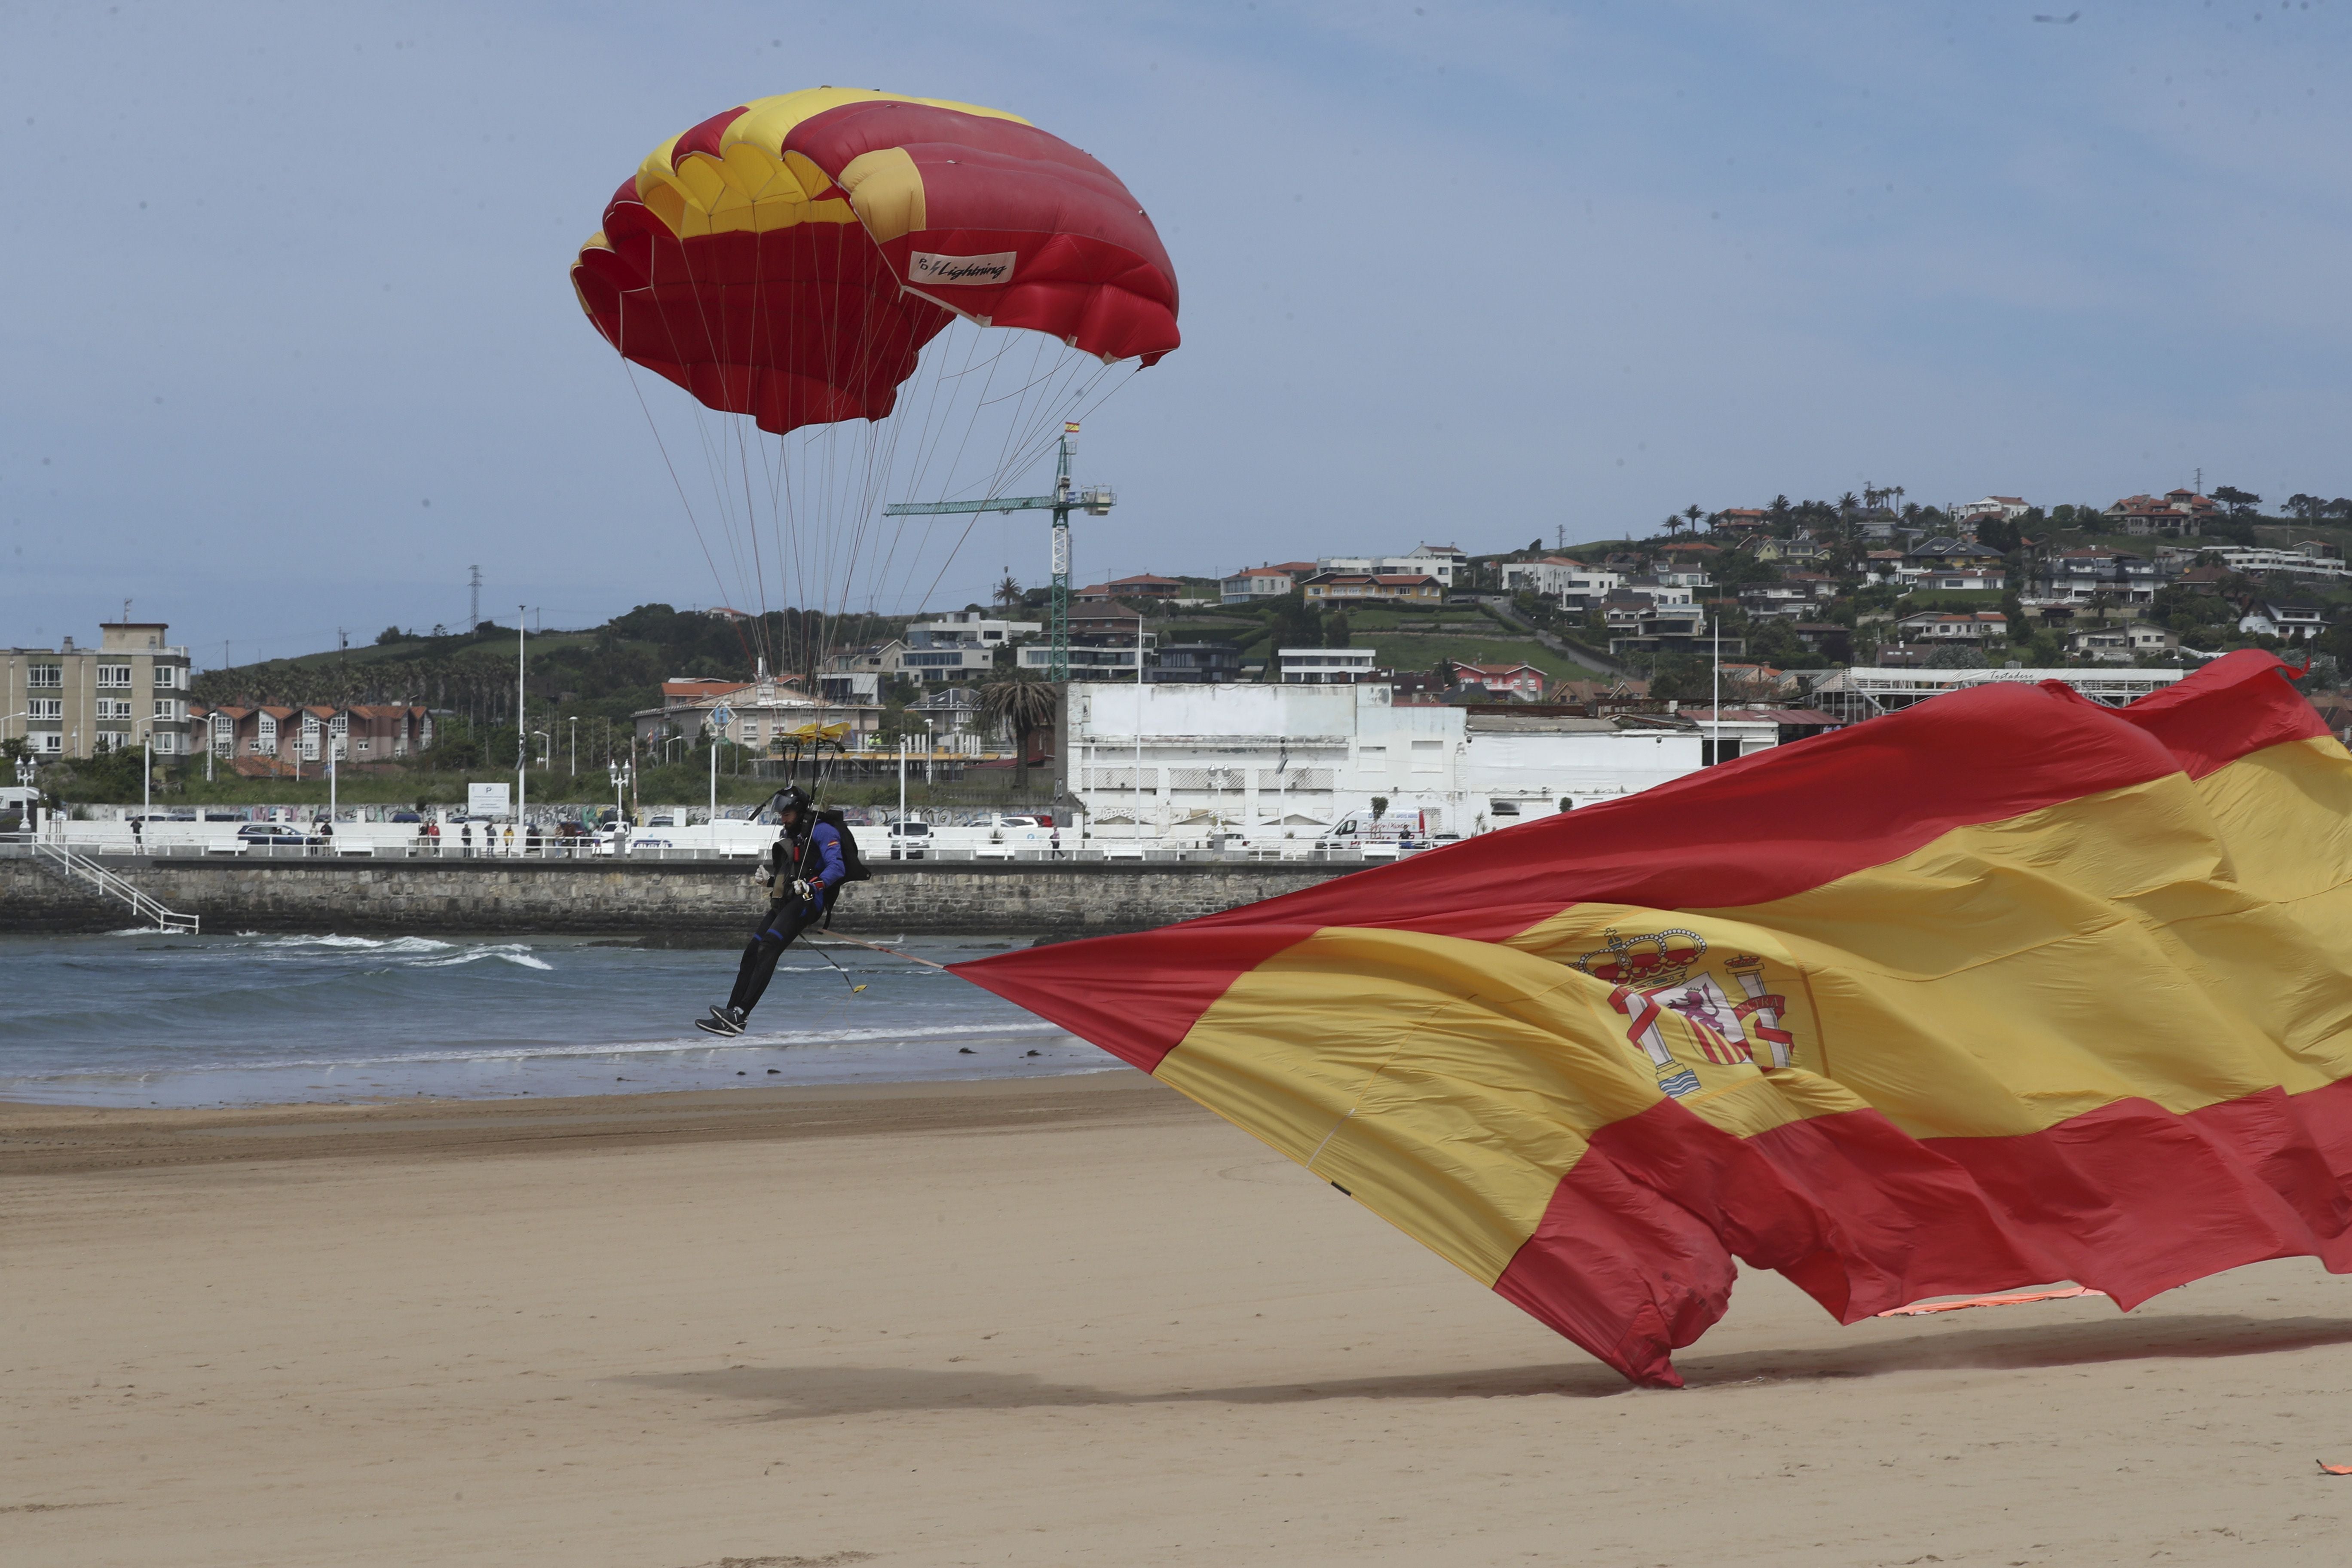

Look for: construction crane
[882,424,1114,680]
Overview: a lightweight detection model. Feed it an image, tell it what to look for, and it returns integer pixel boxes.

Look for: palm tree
[992,572,1024,612]
[980,671,1060,782]
[1663,514,1685,539]
[1684,505,1704,535]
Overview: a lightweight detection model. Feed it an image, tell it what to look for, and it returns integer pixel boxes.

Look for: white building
[2237,600,2327,641]
[2214,547,2349,581]
[895,612,1041,683]
[1278,647,1378,684]
[1321,544,1467,588]
[1808,666,2187,724]
[1018,643,1152,675]
[1219,563,1315,603]
[1501,558,1624,600]
[1959,495,2031,523]
[1061,682,1704,838]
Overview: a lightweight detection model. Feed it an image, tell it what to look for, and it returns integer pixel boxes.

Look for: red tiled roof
[661,678,751,701]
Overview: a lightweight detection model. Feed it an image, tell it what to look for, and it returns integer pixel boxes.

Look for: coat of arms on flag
[1569,929,1796,1096]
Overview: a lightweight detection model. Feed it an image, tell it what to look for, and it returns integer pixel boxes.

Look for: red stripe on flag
[2113,649,2325,779]
[1492,1075,2352,1386]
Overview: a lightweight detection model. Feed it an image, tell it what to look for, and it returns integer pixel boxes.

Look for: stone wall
[0,856,1366,938]
[0,859,119,931]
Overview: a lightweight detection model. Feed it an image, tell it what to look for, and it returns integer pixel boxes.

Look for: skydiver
[695,784,846,1036]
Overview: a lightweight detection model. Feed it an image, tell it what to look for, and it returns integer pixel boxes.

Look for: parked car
[389,811,423,823]
[887,821,931,861]
[236,823,320,847]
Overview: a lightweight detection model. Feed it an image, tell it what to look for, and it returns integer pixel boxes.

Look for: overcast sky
[4,1,2347,665]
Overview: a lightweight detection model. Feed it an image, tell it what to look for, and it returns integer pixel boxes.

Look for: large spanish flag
[955,652,2352,1385]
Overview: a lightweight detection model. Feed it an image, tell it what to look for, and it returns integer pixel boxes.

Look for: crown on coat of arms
[1570,927,1709,989]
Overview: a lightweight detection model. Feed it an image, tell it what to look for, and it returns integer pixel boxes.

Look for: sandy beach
[8,1072,2352,1568]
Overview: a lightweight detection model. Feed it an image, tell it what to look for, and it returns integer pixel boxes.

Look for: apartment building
[1299,571,1444,606]
[194,703,433,766]
[1500,558,1623,601]
[1,620,193,760]
[1219,563,1318,603]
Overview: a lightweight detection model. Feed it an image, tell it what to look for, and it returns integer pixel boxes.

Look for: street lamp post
[567,716,578,777]
[11,749,37,840]
[607,754,634,851]
[516,606,529,836]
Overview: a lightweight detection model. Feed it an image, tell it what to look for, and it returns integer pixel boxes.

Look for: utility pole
[882,424,1114,680]
[1711,617,1721,766]
[516,606,527,832]
[469,566,482,632]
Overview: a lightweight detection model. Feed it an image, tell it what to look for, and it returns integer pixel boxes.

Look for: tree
[1264,589,1320,653]
[1684,505,1704,535]
[992,573,1024,611]
[376,626,405,646]
[2213,486,2261,516]
[1323,613,1353,649]
[979,671,1060,775]
[1923,643,1989,669]
[1645,652,1709,702]
[1370,796,1389,822]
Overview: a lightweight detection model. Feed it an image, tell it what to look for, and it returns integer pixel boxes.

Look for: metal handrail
[31,837,199,932]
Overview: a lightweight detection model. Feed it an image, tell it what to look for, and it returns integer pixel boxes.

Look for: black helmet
[767,784,812,822]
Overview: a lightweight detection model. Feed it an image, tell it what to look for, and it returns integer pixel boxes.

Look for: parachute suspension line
[619,358,744,653]
[665,211,786,662]
[900,347,1135,622]
[854,321,992,643]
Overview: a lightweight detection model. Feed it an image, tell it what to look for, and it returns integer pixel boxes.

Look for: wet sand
[7,1073,2352,1566]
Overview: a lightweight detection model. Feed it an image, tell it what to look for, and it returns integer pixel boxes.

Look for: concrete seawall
[0,857,1368,938]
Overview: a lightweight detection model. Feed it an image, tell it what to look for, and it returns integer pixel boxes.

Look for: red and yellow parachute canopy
[571,88,1181,436]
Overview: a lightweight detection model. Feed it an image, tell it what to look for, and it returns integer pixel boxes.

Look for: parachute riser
[882,426,1115,683]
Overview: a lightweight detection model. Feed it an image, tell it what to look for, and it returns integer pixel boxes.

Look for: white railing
[30,838,199,932]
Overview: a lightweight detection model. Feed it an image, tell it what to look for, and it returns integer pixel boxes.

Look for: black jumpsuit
[723,822,843,1020]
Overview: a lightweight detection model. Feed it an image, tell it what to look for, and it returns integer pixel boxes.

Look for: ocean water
[0,931,1102,1107]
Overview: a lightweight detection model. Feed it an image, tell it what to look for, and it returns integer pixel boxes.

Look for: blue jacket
[773,822,845,899]
[804,821,846,894]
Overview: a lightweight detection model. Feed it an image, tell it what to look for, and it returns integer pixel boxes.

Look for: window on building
[152,666,180,690]
[38,733,61,753]
[153,699,174,719]
[28,665,61,688]
[97,665,132,687]
[31,698,61,719]
[154,733,178,755]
